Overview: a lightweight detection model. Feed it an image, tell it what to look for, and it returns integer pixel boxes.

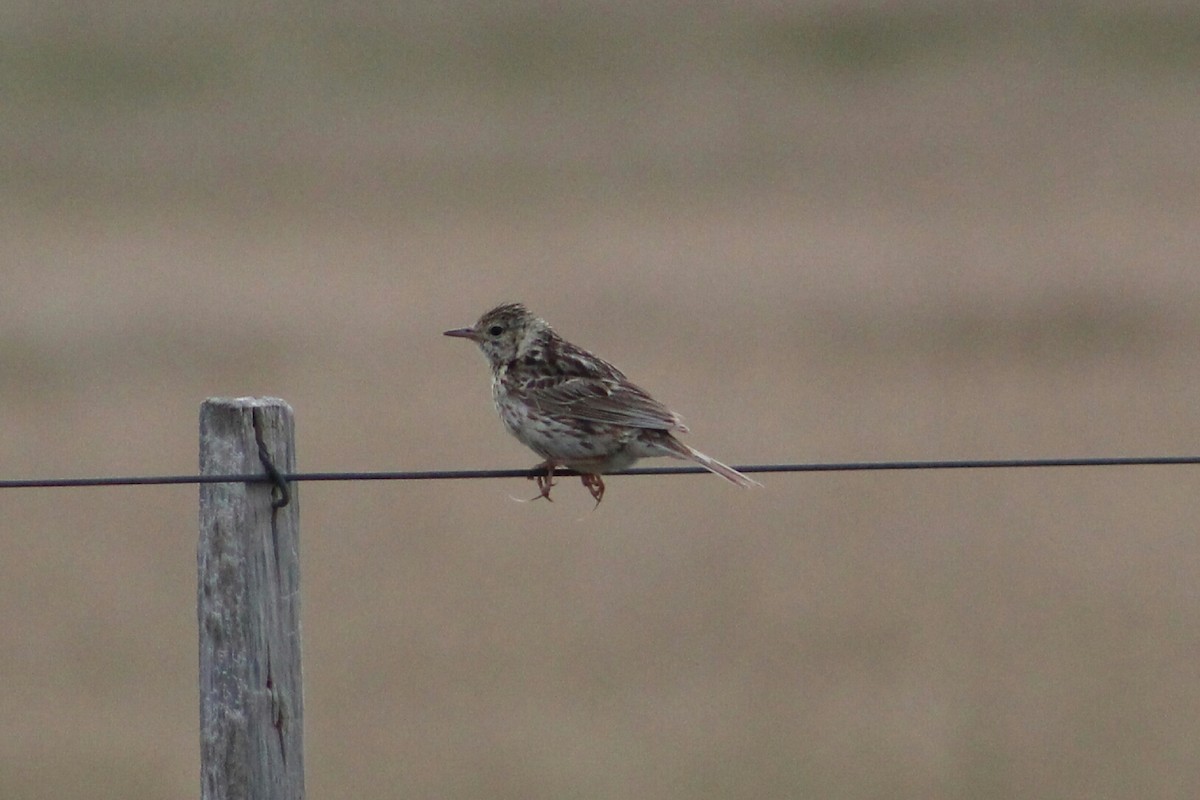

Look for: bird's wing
[527,375,688,432]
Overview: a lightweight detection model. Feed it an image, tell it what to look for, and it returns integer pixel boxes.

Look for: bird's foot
[580,473,605,507]
[528,462,557,502]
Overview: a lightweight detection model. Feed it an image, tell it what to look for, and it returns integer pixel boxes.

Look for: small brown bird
[444,303,760,504]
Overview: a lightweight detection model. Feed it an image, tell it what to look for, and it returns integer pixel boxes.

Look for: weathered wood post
[198,397,304,800]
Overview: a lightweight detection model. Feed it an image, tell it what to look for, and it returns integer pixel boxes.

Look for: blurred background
[3,1,1200,798]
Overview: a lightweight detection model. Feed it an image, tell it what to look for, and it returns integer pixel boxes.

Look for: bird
[444,302,760,504]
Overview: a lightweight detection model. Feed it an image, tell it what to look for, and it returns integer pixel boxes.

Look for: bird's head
[444,302,549,368]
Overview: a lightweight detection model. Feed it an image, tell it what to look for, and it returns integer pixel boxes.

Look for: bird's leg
[528,462,557,502]
[580,473,605,507]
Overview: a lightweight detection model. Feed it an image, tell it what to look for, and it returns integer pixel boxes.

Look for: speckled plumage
[445,303,759,503]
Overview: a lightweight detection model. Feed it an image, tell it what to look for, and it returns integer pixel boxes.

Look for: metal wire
[2,455,1198,489]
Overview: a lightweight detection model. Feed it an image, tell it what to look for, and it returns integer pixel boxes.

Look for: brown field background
[3,3,1200,798]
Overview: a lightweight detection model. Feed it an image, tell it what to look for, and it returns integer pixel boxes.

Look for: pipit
[444,303,760,504]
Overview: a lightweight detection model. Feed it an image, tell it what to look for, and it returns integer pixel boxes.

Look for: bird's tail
[666,438,761,488]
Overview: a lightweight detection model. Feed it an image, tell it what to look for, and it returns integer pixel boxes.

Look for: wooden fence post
[198,397,304,800]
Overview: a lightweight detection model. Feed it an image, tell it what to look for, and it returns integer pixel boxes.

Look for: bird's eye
[487,325,503,336]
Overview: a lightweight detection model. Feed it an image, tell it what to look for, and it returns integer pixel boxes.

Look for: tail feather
[677,443,761,488]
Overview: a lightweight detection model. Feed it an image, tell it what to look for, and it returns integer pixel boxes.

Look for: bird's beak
[443,327,479,340]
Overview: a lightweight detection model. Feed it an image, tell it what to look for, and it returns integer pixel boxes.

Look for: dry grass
[2,4,1200,799]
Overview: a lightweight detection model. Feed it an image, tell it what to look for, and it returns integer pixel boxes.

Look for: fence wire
[2,456,1199,489]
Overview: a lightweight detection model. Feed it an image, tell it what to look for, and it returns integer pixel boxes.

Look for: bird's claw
[580,474,605,507]
[528,463,556,502]
[526,465,604,507]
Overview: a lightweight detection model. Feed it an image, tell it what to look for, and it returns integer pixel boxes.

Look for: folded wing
[526,375,688,432]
